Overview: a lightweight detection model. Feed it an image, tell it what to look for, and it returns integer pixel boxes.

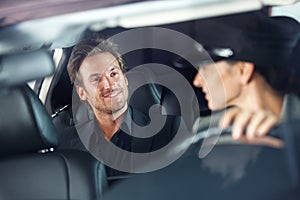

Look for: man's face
[77,52,128,116]
[193,61,242,111]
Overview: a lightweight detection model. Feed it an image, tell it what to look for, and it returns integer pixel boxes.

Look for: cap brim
[173,43,217,69]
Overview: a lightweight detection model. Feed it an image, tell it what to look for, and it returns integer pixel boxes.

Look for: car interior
[1,0,300,199]
[0,67,107,200]
[46,23,211,185]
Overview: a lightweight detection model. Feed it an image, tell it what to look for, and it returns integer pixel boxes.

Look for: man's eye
[110,70,119,77]
[111,72,116,77]
[91,76,100,84]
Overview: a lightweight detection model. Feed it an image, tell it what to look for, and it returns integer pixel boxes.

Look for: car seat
[0,85,107,200]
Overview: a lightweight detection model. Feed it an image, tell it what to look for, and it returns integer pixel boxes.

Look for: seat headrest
[126,68,162,114]
[0,85,58,156]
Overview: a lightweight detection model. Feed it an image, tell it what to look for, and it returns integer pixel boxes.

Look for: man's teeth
[110,91,118,97]
[104,91,119,97]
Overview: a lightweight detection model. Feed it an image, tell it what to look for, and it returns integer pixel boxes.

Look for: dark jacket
[74,106,187,176]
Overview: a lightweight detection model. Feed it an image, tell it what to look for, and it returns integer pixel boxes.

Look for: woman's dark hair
[226,60,300,96]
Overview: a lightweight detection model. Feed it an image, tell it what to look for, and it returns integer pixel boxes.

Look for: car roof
[0,0,299,87]
[0,0,143,27]
[0,0,265,54]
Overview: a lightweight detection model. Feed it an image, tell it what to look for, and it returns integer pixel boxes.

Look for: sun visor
[0,50,55,88]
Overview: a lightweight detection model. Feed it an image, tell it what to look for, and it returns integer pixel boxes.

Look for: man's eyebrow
[89,73,101,79]
[88,64,119,79]
[109,66,115,71]
[108,65,120,71]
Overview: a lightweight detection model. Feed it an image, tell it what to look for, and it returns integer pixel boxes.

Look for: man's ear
[76,85,87,101]
[237,61,255,85]
[124,74,128,86]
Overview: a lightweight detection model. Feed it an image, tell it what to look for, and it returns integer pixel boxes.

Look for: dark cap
[190,11,300,68]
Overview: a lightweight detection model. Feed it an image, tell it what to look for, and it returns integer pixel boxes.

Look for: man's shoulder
[130,106,182,126]
[130,106,150,125]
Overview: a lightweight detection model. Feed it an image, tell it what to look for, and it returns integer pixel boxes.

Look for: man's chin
[95,103,126,114]
[111,104,128,119]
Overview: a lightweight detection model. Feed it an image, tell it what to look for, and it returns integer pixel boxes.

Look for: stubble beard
[94,93,127,116]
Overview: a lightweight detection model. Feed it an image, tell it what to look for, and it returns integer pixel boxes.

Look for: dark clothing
[75,106,186,177]
[281,94,300,120]
[103,119,300,200]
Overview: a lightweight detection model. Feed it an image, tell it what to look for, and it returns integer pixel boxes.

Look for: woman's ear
[76,85,87,101]
[237,61,255,85]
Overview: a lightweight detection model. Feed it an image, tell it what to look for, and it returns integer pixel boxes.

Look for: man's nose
[193,69,204,88]
[99,75,113,89]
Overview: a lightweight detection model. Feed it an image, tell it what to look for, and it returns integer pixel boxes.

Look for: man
[67,36,188,176]
[69,37,131,142]
[192,12,300,147]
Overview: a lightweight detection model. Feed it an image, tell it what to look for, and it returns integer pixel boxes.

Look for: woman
[193,11,300,147]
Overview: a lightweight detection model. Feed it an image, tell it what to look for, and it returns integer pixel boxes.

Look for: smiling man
[67,35,185,176]
[76,51,129,140]
[68,37,131,142]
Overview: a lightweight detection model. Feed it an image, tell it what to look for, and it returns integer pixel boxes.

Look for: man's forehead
[80,52,120,74]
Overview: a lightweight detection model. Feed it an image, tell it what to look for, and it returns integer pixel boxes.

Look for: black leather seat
[127,67,163,114]
[0,85,107,200]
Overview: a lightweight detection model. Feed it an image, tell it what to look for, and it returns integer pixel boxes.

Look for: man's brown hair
[67,35,125,85]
